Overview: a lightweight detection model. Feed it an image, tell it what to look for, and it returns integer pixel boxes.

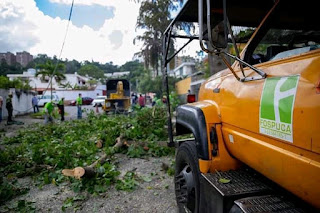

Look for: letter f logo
[260,75,299,142]
[274,77,298,123]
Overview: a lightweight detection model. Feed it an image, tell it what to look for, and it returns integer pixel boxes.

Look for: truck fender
[176,101,221,160]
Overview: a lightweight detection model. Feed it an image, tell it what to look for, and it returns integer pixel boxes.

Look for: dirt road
[3,155,177,213]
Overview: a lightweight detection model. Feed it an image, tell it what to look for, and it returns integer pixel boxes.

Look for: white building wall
[0,88,33,118]
[183,66,193,76]
[172,62,195,78]
[44,84,106,101]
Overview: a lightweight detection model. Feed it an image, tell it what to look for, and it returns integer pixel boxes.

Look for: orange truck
[162,0,320,212]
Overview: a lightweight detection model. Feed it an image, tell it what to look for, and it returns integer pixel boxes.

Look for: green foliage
[36,60,66,83]
[0,178,29,204]
[235,28,255,42]
[169,91,180,111]
[61,195,87,212]
[147,142,174,157]
[1,200,36,213]
[73,85,89,90]
[29,109,67,119]
[135,0,179,75]
[78,64,104,79]
[127,145,146,158]
[0,59,23,77]
[138,75,179,100]
[0,76,32,90]
[123,107,168,141]
[166,160,175,176]
[0,108,173,204]
[115,171,138,191]
[121,60,146,91]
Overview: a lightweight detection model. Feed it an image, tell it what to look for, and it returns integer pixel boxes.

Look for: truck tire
[175,141,200,213]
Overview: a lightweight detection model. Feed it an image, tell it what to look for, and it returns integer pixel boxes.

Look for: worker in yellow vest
[43,101,54,124]
[57,97,65,121]
[76,93,82,119]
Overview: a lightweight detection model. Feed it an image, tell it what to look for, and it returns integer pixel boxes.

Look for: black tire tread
[175,140,200,213]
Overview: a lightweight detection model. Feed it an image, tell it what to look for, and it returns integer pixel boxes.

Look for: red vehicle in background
[69,97,93,106]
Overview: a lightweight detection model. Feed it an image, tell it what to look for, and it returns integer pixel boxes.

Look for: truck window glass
[251,29,320,64]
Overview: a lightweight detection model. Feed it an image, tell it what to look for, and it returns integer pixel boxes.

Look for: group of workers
[0,92,84,125]
[42,93,83,124]
[131,93,168,109]
[1,92,172,125]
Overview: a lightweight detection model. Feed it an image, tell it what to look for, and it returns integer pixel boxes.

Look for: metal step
[233,195,305,213]
[202,169,272,197]
[200,169,273,213]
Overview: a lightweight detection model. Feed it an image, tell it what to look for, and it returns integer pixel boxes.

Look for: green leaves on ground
[115,171,139,192]
[0,200,36,213]
[0,107,174,204]
[62,195,87,212]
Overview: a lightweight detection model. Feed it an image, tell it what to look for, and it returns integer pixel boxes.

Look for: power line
[13,0,75,113]
[41,0,75,100]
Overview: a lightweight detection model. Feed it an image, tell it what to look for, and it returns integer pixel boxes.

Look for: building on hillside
[174,56,196,68]
[170,62,196,78]
[7,70,90,94]
[0,51,33,67]
[0,52,16,65]
[16,51,33,67]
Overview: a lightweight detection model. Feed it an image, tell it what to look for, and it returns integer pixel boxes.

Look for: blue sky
[35,0,115,30]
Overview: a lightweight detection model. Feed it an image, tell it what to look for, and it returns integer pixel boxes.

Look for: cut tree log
[113,135,124,148]
[62,153,108,179]
[62,136,169,179]
[96,139,104,148]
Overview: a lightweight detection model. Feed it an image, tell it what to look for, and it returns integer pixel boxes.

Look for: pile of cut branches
[0,107,174,205]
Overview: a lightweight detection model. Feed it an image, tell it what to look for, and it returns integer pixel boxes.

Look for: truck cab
[162,0,320,212]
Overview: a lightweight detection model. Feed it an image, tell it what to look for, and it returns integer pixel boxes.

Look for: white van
[38,94,59,107]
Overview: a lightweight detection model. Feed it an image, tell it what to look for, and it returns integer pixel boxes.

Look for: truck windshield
[251,29,320,64]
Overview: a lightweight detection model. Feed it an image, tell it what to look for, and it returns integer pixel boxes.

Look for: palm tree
[135,0,174,76]
[36,60,66,100]
[135,0,189,76]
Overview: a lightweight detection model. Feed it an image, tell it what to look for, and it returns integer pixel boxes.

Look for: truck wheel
[175,141,200,213]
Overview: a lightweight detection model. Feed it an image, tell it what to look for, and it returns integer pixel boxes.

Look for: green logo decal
[259,75,299,142]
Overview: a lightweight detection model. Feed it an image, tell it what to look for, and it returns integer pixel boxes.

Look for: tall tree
[36,60,65,99]
[78,64,104,79]
[65,59,81,73]
[135,0,179,76]
[120,60,146,91]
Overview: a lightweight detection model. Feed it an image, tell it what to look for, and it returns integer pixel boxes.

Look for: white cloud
[0,0,142,65]
[0,1,39,52]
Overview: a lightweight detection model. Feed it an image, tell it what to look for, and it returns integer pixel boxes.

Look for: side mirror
[211,21,228,49]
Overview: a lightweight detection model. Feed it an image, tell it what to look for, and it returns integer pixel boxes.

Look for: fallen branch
[62,153,108,179]
[62,136,169,179]
[113,135,168,149]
